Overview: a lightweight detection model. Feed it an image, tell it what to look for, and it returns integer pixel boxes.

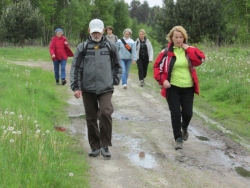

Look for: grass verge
[0,49,89,187]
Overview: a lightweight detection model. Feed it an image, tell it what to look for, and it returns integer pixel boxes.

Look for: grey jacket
[135,37,154,62]
[70,36,122,94]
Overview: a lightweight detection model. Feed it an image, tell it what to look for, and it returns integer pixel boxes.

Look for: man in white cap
[71,19,121,159]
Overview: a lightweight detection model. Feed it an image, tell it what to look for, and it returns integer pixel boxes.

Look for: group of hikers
[49,18,205,159]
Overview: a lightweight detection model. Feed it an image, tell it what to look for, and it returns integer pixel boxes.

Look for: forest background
[1,0,250,46]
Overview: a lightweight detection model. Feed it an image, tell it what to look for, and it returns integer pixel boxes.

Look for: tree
[113,0,131,38]
[153,0,226,45]
[129,0,150,24]
[0,0,44,45]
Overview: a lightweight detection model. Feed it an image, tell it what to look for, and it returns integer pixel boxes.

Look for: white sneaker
[140,80,144,87]
[122,84,127,89]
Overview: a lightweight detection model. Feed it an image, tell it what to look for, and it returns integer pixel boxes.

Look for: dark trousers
[82,91,114,149]
[167,85,194,140]
[136,58,149,80]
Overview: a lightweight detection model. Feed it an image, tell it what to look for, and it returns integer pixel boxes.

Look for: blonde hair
[166,26,188,43]
[138,29,146,35]
[123,28,132,35]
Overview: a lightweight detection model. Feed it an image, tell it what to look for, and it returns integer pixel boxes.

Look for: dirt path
[14,61,250,188]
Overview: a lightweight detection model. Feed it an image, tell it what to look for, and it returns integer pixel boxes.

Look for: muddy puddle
[190,126,250,178]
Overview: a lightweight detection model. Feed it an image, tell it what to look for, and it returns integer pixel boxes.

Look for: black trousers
[82,91,114,149]
[136,58,149,80]
[166,85,194,140]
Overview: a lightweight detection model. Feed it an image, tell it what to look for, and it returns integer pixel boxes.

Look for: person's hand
[74,90,82,98]
[163,80,171,88]
[182,43,189,50]
[51,54,55,58]
[132,60,137,65]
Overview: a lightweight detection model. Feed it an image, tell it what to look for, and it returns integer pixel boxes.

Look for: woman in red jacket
[154,26,205,150]
[49,28,73,85]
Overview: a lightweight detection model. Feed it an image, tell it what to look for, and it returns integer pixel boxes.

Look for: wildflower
[17,131,21,135]
[4,111,8,115]
[7,127,14,131]
[10,112,14,115]
[12,131,17,135]
[36,130,40,134]
[69,173,74,177]
[34,120,37,124]
[3,130,7,135]
[35,124,40,128]
[10,139,14,143]
[18,115,23,119]
[46,130,50,134]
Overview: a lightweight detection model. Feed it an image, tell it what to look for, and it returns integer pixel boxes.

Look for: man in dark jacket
[71,19,122,159]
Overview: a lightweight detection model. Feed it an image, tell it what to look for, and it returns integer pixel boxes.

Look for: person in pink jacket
[49,28,73,85]
[154,26,205,150]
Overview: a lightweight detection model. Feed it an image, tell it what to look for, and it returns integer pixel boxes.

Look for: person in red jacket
[49,28,73,85]
[154,26,205,150]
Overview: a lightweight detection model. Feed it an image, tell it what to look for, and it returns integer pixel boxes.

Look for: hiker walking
[105,26,118,44]
[116,28,137,89]
[49,28,73,85]
[153,26,205,150]
[135,29,154,87]
[70,19,121,159]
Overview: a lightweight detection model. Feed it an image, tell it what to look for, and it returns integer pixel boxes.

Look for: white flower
[10,112,14,115]
[36,130,40,134]
[10,139,14,143]
[4,111,8,115]
[12,131,17,135]
[34,120,37,124]
[69,173,74,177]
[17,131,21,135]
[7,127,14,131]
[46,130,50,134]
[35,124,40,128]
[3,130,7,135]
[18,115,23,119]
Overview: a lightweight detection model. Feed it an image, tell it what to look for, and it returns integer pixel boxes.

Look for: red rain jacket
[154,42,205,98]
[49,36,73,61]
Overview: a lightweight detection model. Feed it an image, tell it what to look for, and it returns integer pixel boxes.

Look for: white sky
[124,0,163,7]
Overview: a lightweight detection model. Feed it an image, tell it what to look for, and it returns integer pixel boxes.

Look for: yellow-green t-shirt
[170,47,193,87]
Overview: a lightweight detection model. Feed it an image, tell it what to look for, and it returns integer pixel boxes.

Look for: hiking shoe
[101,146,111,159]
[175,138,183,150]
[122,84,127,89]
[61,79,67,85]
[140,80,144,87]
[182,127,189,141]
[88,149,100,157]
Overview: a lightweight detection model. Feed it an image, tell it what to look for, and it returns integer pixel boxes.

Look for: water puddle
[128,152,157,169]
[196,135,210,141]
[235,167,250,178]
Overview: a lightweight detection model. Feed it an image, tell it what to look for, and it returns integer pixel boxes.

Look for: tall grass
[0,56,89,187]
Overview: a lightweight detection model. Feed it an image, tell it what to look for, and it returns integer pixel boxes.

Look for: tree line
[0,0,249,46]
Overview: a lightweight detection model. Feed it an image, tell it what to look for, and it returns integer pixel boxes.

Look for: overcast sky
[124,0,163,7]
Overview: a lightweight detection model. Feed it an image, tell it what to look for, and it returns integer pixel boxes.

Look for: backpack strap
[121,39,131,53]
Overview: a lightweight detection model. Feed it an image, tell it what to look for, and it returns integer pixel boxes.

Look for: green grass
[0,46,51,62]
[0,54,89,187]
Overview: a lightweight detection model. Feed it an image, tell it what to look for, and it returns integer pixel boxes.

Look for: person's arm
[182,44,205,66]
[153,50,167,85]
[148,41,154,62]
[49,38,55,59]
[132,42,137,61]
[70,43,84,92]
[111,43,122,85]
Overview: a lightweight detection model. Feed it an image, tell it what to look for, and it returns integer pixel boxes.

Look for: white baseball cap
[89,19,104,33]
